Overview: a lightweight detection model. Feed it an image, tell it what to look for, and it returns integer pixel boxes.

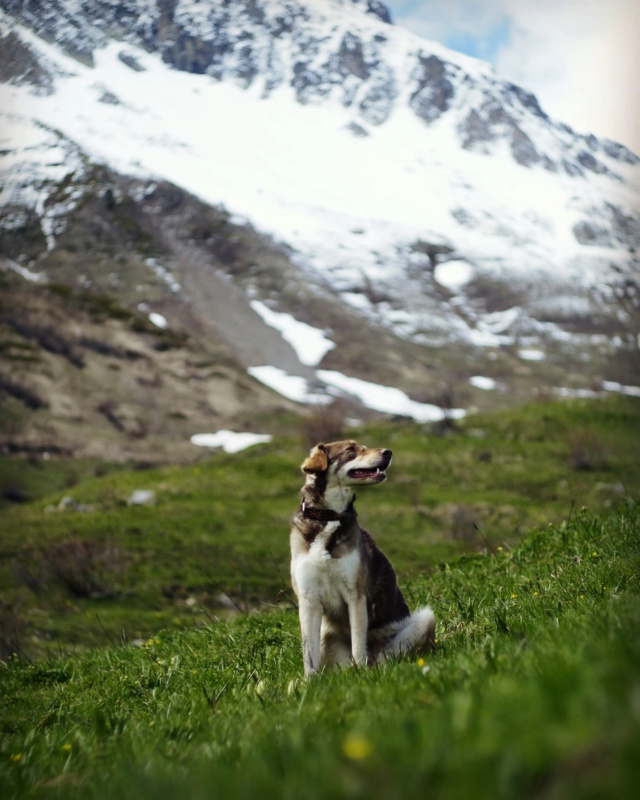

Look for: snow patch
[602,381,640,398]
[249,363,467,422]
[434,260,473,292]
[250,300,335,366]
[518,348,546,362]
[480,308,522,334]
[469,375,498,391]
[248,366,329,404]
[190,430,272,453]
[148,312,168,329]
[555,387,601,399]
[317,369,466,422]
[3,258,45,283]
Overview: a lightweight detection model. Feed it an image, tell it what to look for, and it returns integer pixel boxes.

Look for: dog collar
[300,499,355,522]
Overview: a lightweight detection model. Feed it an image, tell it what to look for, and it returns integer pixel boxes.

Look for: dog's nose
[381,449,392,461]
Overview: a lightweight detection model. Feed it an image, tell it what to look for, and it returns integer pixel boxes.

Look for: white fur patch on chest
[292,522,361,613]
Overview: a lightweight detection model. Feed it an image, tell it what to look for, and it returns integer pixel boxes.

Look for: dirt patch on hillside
[0,265,299,462]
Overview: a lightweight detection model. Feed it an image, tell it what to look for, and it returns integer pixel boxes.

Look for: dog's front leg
[348,594,368,667]
[298,596,323,677]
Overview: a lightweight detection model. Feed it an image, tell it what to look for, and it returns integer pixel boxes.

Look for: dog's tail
[385,606,436,657]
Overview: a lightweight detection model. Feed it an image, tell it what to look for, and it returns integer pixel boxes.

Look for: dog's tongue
[350,467,382,479]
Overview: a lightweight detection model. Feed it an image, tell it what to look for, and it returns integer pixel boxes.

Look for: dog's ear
[301,444,328,474]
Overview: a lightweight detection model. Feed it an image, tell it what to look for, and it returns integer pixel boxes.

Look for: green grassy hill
[1,498,638,799]
[1,397,639,798]
[1,396,639,657]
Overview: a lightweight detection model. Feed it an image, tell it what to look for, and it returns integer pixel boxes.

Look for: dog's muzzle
[347,449,392,482]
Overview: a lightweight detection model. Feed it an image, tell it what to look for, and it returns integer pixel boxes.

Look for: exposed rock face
[0,29,53,93]
[3,0,637,176]
[410,54,456,123]
[459,99,549,168]
[573,204,640,249]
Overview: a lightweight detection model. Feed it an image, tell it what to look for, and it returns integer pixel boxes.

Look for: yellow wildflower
[62,743,72,752]
[416,658,425,667]
[342,735,372,761]
[10,753,22,763]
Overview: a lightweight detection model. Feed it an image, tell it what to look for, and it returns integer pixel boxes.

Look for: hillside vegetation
[1,396,639,659]
[0,397,638,798]
[1,494,638,798]
[0,264,298,463]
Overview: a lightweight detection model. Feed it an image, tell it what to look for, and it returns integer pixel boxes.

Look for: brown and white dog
[290,440,435,676]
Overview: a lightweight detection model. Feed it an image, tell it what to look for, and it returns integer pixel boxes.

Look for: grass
[0,459,126,510]
[0,397,638,798]
[0,500,638,799]
[0,396,639,656]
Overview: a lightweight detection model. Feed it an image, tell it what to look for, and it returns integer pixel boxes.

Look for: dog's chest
[292,522,361,611]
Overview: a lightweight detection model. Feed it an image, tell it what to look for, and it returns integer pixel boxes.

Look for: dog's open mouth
[347,466,386,481]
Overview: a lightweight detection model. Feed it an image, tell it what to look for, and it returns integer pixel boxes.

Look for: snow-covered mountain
[1,0,639,442]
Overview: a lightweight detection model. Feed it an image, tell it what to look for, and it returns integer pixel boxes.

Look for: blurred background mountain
[1,0,638,462]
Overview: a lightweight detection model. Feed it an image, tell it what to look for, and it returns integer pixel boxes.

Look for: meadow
[0,396,639,798]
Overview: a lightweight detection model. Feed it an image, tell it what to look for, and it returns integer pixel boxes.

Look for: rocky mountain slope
[1,0,639,460]
[0,242,300,463]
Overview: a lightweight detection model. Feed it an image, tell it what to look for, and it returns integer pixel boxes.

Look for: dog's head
[301,440,392,488]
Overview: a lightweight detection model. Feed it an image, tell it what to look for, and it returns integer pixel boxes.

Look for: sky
[385,0,640,154]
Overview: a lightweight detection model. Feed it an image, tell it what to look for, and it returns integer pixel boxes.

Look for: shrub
[96,399,147,439]
[0,374,48,410]
[5,318,84,368]
[15,537,129,599]
[450,503,478,541]
[300,399,348,447]
[566,428,608,471]
[0,599,25,660]
[0,476,29,504]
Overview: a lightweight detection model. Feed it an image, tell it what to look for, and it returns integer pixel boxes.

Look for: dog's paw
[303,667,320,680]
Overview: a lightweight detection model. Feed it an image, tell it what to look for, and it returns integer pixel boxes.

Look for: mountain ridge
[0,0,639,461]
[4,0,637,173]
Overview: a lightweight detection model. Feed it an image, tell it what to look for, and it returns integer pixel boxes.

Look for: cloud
[497,0,640,151]
[386,0,640,153]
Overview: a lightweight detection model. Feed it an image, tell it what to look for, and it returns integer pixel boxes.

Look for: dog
[290,439,435,676]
